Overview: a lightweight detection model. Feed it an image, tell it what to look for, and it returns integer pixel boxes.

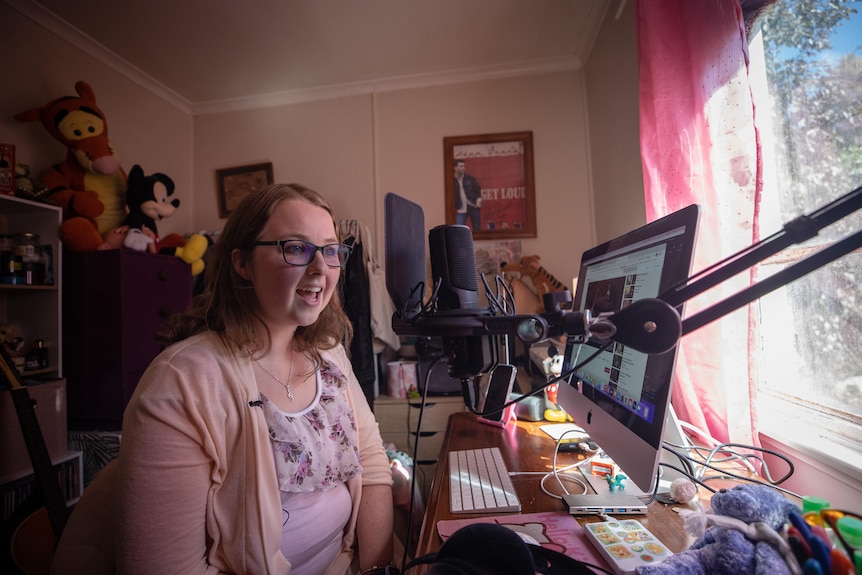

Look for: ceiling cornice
[10,0,586,117]
[192,56,583,116]
[6,0,194,114]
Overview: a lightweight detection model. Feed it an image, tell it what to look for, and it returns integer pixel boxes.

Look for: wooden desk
[416,412,700,561]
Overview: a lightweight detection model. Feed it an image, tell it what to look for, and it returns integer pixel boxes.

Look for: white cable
[542,472,587,499]
[542,431,601,499]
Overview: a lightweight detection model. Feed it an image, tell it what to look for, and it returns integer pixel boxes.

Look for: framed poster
[444,131,536,240]
[216,162,274,218]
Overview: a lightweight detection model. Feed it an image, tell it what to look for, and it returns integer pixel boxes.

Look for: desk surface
[416,412,702,561]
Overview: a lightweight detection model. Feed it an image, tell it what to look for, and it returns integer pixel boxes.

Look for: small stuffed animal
[501,255,569,313]
[15,81,128,252]
[162,233,209,276]
[98,225,131,251]
[97,225,157,253]
[98,225,208,275]
[123,227,159,253]
[635,483,801,575]
[14,161,47,200]
[123,164,179,246]
[0,324,24,353]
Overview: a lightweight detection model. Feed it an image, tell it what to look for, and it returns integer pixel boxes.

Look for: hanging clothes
[361,224,401,354]
[339,220,377,407]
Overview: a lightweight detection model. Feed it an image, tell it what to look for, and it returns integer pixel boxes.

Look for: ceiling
[11,0,614,114]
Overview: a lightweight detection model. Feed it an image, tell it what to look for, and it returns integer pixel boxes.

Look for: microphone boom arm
[662,185,862,340]
[390,186,862,360]
[549,185,862,355]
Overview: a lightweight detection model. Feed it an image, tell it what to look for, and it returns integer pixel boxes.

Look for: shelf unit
[375,394,465,499]
[0,194,63,377]
[0,195,74,543]
[0,450,83,524]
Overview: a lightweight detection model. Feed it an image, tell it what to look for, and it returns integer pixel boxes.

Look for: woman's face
[234,198,341,332]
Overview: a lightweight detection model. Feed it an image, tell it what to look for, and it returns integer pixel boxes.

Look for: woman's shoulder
[160,331,228,355]
[135,332,252,401]
[319,342,348,366]
[150,332,242,375]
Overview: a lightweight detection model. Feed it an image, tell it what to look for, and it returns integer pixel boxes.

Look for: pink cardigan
[51,333,392,575]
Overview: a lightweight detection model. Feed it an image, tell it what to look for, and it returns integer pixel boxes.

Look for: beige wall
[193,96,377,238]
[584,0,645,245]
[193,72,594,284]
[2,1,602,287]
[0,0,643,295]
[375,73,593,284]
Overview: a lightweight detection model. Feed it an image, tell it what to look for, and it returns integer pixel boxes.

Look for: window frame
[747,15,862,480]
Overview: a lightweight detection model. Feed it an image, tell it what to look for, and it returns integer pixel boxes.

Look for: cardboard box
[0,143,14,196]
[0,378,68,480]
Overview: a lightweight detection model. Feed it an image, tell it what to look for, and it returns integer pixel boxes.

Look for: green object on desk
[836,516,862,548]
[802,495,831,513]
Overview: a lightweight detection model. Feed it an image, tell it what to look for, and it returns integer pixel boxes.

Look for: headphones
[403,522,612,575]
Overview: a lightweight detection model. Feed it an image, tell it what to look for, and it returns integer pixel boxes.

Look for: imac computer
[557,204,700,494]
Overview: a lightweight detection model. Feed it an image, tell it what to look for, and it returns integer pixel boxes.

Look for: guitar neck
[0,347,68,539]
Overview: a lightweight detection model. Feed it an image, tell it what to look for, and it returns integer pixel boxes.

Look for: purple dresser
[63,249,193,430]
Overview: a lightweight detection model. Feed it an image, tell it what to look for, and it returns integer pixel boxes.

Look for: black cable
[486,273,518,317]
[662,442,696,477]
[398,356,446,572]
[657,462,717,493]
[400,281,427,320]
[656,441,796,493]
[642,440,797,506]
[467,340,614,419]
[702,442,794,485]
[641,469,661,505]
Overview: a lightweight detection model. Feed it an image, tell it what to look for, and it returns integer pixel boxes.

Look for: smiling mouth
[297,287,322,298]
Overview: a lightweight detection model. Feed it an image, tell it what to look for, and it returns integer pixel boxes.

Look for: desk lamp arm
[604,185,862,354]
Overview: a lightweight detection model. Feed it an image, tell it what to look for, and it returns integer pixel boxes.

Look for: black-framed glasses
[254,240,352,268]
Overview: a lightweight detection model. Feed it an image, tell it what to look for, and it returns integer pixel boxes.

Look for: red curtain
[636,0,764,444]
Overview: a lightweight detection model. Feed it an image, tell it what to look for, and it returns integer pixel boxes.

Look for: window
[748,0,862,471]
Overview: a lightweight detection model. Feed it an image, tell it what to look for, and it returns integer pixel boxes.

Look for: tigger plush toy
[501,255,569,313]
[15,81,128,252]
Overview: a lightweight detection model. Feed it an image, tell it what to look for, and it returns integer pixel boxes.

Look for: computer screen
[557,204,700,493]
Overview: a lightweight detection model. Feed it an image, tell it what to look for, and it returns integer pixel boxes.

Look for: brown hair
[160,183,353,364]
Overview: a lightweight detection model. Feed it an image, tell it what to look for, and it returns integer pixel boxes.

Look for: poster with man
[444,132,536,240]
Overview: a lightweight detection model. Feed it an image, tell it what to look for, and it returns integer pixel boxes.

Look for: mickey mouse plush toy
[122,164,179,251]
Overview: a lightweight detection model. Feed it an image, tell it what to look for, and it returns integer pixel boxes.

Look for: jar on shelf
[24,339,49,371]
[0,234,13,279]
[13,232,44,285]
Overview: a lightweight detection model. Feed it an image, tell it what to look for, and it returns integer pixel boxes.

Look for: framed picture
[444,131,536,240]
[216,162,274,218]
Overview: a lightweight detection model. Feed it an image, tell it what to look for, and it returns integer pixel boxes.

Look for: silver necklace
[254,355,295,401]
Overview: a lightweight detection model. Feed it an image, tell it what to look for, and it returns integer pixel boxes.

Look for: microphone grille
[429,224,479,310]
[442,226,478,292]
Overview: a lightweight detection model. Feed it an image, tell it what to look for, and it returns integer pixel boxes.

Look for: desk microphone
[401,224,684,398]
[428,224,497,406]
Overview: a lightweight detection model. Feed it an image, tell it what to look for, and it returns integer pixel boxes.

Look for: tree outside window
[751,0,861,445]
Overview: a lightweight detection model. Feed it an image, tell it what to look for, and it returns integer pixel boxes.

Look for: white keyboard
[448,447,522,514]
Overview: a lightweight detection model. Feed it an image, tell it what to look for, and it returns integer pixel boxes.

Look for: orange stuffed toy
[15,81,128,252]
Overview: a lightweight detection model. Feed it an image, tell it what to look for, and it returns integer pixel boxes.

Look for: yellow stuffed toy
[15,81,127,252]
[162,234,209,277]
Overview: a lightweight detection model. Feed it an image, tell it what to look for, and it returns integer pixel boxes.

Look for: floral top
[261,359,363,492]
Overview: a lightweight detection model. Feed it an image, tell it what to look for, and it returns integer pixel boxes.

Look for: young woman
[52,183,395,575]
